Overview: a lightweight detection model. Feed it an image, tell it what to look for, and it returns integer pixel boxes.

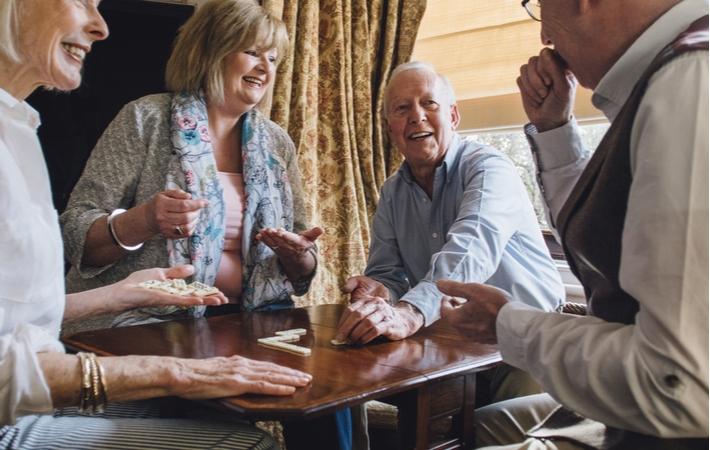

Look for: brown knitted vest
[557,15,709,325]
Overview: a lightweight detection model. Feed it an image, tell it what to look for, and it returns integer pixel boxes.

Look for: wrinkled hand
[145,189,207,239]
[177,355,312,398]
[342,275,390,301]
[256,226,323,261]
[335,297,422,345]
[438,280,511,344]
[112,265,228,311]
[517,47,578,132]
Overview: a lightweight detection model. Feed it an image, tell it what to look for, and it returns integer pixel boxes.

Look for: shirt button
[432,233,438,238]
[664,374,681,389]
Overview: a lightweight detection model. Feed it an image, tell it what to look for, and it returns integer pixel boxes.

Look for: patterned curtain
[262,0,426,305]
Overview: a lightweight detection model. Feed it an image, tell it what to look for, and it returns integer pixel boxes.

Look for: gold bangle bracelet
[97,356,108,408]
[76,352,107,414]
[77,352,92,413]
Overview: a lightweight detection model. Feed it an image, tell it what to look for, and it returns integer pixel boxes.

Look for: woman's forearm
[38,352,178,408]
[63,285,117,322]
[279,249,317,282]
[38,352,312,409]
[82,203,155,267]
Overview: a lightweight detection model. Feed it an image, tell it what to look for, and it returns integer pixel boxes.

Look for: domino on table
[258,340,311,356]
[275,328,307,336]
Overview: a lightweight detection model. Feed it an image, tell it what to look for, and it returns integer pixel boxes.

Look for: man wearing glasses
[439,0,708,449]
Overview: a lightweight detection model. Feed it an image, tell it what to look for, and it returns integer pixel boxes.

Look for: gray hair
[382,61,456,116]
[0,0,20,62]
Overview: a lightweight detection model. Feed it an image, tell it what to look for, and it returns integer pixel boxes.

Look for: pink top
[214,172,245,300]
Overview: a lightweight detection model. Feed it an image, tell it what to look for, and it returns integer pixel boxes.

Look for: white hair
[0,0,20,62]
[382,61,456,115]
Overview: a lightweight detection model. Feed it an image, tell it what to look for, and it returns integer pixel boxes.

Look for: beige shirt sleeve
[497,53,709,437]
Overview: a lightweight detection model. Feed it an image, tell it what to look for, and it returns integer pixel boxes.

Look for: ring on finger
[174,225,185,236]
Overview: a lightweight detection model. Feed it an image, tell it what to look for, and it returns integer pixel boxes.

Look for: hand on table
[112,264,228,311]
[175,355,312,398]
[438,280,511,345]
[342,275,390,301]
[517,47,578,132]
[145,189,207,239]
[335,296,423,345]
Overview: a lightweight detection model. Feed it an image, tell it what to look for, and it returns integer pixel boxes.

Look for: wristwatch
[107,209,143,251]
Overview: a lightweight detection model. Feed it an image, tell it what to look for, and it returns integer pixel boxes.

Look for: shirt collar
[399,132,462,184]
[592,0,709,121]
[0,87,41,130]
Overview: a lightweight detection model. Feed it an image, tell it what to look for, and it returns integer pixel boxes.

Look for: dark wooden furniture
[63,304,500,450]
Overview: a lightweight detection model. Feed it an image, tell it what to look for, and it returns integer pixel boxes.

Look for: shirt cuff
[527,118,586,171]
[496,301,542,372]
[400,280,440,327]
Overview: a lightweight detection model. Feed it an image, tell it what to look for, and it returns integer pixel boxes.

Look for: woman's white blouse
[0,88,66,425]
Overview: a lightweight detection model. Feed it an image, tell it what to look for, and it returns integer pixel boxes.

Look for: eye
[245,50,258,57]
[423,100,439,110]
[268,55,277,63]
[393,104,409,115]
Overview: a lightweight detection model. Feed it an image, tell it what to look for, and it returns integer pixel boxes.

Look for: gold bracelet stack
[77,352,108,414]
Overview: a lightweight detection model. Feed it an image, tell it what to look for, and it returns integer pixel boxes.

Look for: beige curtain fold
[263,0,426,305]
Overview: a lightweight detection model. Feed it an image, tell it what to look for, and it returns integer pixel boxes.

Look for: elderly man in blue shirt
[335,61,564,402]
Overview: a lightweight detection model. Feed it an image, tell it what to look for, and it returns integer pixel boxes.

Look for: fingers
[336,297,390,344]
[439,296,458,322]
[160,190,207,213]
[436,279,485,301]
[341,276,361,294]
[518,55,549,105]
[256,228,313,255]
[162,264,196,280]
[238,358,313,392]
[300,226,324,242]
[537,48,572,96]
[246,381,297,396]
[152,292,228,307]
[151,190,207,238]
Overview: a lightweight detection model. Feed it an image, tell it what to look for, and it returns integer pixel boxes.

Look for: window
[463,121,610,228]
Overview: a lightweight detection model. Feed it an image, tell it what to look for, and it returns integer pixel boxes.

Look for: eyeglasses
[522,0,541,22]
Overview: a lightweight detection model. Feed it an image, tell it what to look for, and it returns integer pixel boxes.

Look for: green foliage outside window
[467,123,609,228]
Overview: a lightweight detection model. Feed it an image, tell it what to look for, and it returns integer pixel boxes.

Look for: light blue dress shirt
[366,134,564,326]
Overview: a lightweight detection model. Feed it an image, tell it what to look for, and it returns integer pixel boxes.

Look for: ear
[449,103,460,130]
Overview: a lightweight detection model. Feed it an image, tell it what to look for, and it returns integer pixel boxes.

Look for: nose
[408,104,427,124]
[88,6,110,42]
[540,26,552,46]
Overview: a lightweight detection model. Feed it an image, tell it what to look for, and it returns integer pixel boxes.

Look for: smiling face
[221,46,277,113]
[385,69,460,171]
[16,0,108,96]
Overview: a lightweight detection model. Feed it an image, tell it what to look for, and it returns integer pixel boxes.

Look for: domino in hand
[138,279,220,297]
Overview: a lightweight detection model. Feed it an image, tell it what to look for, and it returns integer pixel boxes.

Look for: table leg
[393,385,431,450]
[457,372,477,448]
[384,371,479,450]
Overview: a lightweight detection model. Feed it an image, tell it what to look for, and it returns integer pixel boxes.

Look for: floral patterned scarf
[137,92,296,322]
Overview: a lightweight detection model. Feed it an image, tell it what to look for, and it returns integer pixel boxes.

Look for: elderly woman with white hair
[61,0,323,328]
[0,0,313,448]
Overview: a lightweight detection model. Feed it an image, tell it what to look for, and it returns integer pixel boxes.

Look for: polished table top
[63,304,501,419]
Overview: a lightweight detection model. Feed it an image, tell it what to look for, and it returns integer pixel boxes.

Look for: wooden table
[63,304,501,449]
